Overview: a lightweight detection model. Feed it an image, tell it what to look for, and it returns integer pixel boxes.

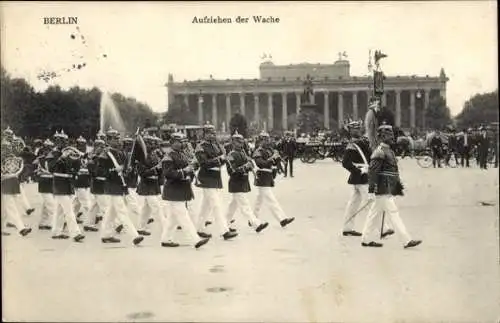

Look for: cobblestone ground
[2,159,499,322]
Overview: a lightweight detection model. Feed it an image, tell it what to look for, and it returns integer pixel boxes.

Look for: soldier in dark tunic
[73,136,93,229]
[1,140,32,237]
[252,132,295,228]
[99,127,144,246]
[136,135,164,236]
[430,130,443,168]
[88,138,108,226]
[341,121,373,236]
[194,125,237,240]
[360,124,422,249]
[279,131,298,178]
[47,130,85,242]
[477,126,490,170]
[34,139,56,230]
[225,131,269,234]
[160,132,210,249]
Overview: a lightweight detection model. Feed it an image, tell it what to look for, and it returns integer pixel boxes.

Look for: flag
[129,133,148,167]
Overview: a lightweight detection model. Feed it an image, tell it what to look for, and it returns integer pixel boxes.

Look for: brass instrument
[61,146,84,160]
[11,136,26,155]
[1,156,24,177]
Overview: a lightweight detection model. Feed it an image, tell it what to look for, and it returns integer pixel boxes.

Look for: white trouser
[52,195,82,237]
[126,188,141,223]
[226,193,263,228]
[89,194,108,226]
[342,185,368,232]
[1,194,26,232]
[253,187,286,223]
[101,195,139,239]
[39,193,56,226]
[161,201,200,245]
[138,195,164,231]
[73,187,91,219]
[361,195,412,244]
[196,188,229,234]
[19,184,31,212]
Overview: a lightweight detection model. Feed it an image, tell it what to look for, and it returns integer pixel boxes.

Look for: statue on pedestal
[297,74,322,134]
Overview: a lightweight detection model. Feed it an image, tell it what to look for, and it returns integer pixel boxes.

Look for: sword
[345,199,373,225]
[107,150,126,187]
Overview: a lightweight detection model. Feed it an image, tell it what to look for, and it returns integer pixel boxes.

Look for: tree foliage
[424,96,453,130]
[229,113,248,137]
[455,90,499,129]
[162,100,198,126]
[1,66,157,139]
[297,108,323,134]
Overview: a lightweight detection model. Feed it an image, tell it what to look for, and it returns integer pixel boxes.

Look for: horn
[2,156,24,177]
[61,146,84,160]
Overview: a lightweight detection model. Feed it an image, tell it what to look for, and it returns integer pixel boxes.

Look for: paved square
[2,159,499,322]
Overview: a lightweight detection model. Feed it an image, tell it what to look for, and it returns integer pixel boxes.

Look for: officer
[35,139,56,230]
[87,138,108,226]
[360,124,422,249]
[73,136,93,228]
[340,120,372,236]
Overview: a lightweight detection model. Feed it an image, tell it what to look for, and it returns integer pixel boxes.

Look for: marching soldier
[34,139,56,230]
[360,124,422,249]
[225,131,269,233]
[1,140,32,237]
[73,136,92,228]
[194,125,237,240]
[87,138,108,226]
[47,130,85,242]
[160,132,210,249]
[99,127,144,245]
[341,121,372,236]
[136,135,164,236]
[252,132,295,228]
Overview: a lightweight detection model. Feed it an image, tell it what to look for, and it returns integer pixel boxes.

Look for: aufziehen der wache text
[192,16,280,24]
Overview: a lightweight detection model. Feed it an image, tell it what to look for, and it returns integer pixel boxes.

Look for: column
[381,92,387,107]
[225,94,231,131]
[183,94,189,108]
[296,92,301,115]
[254,93,260,125]
[423,90,430,129]
[409,90,416,128]
[395,90,401,127]
[323,92,329,129]
[337,92,344,129]
[212,94,217,129]
[352,91,358,120]
[239,93,246,117]
[440,88,446,101]
[267,93,274,131]
[366,90,372,103]
[197,94,203,125]
[281,92,288,131]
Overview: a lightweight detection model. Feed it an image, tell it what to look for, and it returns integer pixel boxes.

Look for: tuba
[2,156,24,177]
[61,146,84,160]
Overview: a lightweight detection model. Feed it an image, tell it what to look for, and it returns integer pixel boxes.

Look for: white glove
[359,166,369,174]
[367,193,376,201]
[183,165,194,173]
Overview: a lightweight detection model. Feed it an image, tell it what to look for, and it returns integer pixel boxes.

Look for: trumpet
[61,146,84,160]
[1,156,24,177]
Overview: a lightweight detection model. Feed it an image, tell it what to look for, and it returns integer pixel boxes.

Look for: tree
[229,113,248,137]
[163,101,198,125]
[424,96,452,130]
[297,108,323,134]
[455,90,499,129]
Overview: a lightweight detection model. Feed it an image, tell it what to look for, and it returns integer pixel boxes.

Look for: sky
[0,1,497,116]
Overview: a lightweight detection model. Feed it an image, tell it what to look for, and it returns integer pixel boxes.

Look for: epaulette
[371,145,385,159]
[346,143,356,151]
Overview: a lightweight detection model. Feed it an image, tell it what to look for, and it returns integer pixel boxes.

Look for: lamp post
[416,90,423,132]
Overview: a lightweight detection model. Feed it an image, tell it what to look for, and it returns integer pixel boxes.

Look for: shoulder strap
[352,143,368,166]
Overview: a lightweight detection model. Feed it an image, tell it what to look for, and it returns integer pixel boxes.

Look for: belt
[379,171,399,177]
[40,174,53,178]
[145,176,158,180]
[78,168,89,174]
[53,173,72,178]
[208,167,221,171]
[95,177,106,181]
[257,168,272,173]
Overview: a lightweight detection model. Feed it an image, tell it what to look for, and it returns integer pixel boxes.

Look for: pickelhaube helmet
[106,126,119,138]
[3,126,14,136]
[96,130,106,139]
[231,130,244,140]
[347,120,362,129]
[94,138,105,146]
[258,131,270,138]
[76,136,87,143]
[60,130,69,140]
[43,139,54,146]
[377,123,393,134]
[53,130,63,138]
[170,132,186,141]
[203,124,216,133]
